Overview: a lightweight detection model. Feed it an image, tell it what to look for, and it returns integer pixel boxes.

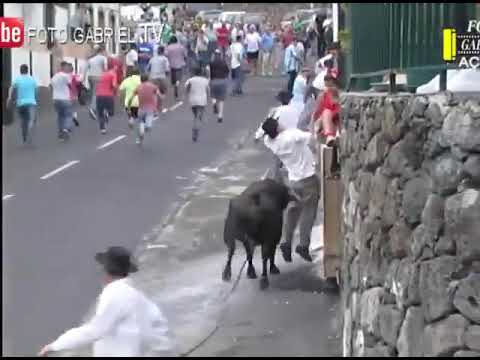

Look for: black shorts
[247,51,259,61]
[171,68,183,85]
[126,107,138,118]
[96,96,114,117]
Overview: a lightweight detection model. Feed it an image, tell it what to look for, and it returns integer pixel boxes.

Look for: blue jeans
[16,105,37,143]
[231,67,243,95]
[53,100,73,135]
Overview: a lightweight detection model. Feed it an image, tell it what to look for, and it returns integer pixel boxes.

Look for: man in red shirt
[109,56,124,85]
[128,73,165,145]
[216,21,230,59]
[96,62,118,134]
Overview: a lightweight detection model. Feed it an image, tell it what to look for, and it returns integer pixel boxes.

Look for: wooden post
[319,144,343,282]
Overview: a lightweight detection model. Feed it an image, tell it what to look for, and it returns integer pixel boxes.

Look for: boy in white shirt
[185,67,210,142]
[38,246,175,357]
[244,25,262,76]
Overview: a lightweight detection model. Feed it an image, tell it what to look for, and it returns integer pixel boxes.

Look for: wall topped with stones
[338,92,480,357]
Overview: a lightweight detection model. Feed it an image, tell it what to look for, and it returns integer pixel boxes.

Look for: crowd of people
[7,13,337,147]
[4,13,347,359]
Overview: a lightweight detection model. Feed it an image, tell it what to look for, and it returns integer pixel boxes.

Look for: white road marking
[169,101,183,111]
[40,161,80,180]
[176,176,188,180]
[97,135,126,150]
[3,194,15,201]
[147,244,168,249]
[262,169,270,179]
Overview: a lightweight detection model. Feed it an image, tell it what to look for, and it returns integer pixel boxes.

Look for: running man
[185,67,210,142]
[7,64,39,145]
[208,49,229,123]
[84,45,108,120]
[127,74,165,145]
[67,63,81,127]
[166,36,187,102]
[119,67,141,131]
[147,45,170,112]
[95,61,118,134]
[51,61,74,141]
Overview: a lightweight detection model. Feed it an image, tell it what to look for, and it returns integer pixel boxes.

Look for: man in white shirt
[244,25,262,76]
[255,90,301,184]
[126,44,139,75]
[51,61,74,141]
[229,35,245,96]
[185,67,210,142]
[260,117,320,263]
[85,45,108,120]
[38,246,174,357]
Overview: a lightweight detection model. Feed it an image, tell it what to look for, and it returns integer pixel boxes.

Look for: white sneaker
[101,129,107,135]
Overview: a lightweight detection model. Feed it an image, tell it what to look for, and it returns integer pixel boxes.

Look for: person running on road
[260,25,274,77]
[245,25,262,76]
[128,73,165,145]
[7,64,39,145]
[166,36,187,102]
[125,44,139,76]
[95,61,118,135]
[195,29,210,74]
[216,21,230,60]
[38,246,175,357]
[51,61,74,141]
[229,35,245,96]
[284,38,299,95]
[260,117,320,263]
[67,63,81,128]
[185,67,210,142]
[147,45,170,111]
[119,67,141,131]
[137,41,154,75]
[208,49,229,124]
[84,45,108,120]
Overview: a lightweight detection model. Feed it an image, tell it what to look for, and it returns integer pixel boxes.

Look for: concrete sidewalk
[188,225,342,357]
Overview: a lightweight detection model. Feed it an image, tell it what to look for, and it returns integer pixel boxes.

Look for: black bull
[222,179,297,290]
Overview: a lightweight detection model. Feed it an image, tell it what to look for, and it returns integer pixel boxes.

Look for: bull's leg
[244,238,257,279]
[222,240,235,282]
[222,209,236,282]
[270,217,283,275]
[260,243,270,290]
[269,246,280,275]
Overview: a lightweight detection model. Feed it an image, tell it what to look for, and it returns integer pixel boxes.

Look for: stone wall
[338,92,480,357]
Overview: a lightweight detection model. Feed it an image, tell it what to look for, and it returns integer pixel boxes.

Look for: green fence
[347,3,476,90]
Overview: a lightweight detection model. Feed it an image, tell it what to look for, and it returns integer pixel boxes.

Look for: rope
[179,259,247,357]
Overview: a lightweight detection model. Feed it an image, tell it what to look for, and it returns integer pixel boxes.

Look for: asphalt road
[2,76,284,356]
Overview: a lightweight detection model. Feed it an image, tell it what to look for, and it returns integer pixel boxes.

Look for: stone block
[402,176,430,225]
[393,258,421,310]
[365,134,388,171]
[463,155,480,183]
[432,155,463,196]
[453,273,480,324]
[419,256,459,322]
[423,314,469,357]
[464,325,480,351]
[445,189,480,263]
[389,219,412,259]
[442,109,480,152]
[397,306,425,357]
[360,287,385,338]
[379,304,404,347]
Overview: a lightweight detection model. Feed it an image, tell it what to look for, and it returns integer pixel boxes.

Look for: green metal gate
[347,3,476,90]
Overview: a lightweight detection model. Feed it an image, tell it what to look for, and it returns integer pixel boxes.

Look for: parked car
[243,12,267,28]
[219,11,246,25]
[196,9,222,23]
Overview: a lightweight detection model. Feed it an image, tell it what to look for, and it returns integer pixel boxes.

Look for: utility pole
[332,3,339,42]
